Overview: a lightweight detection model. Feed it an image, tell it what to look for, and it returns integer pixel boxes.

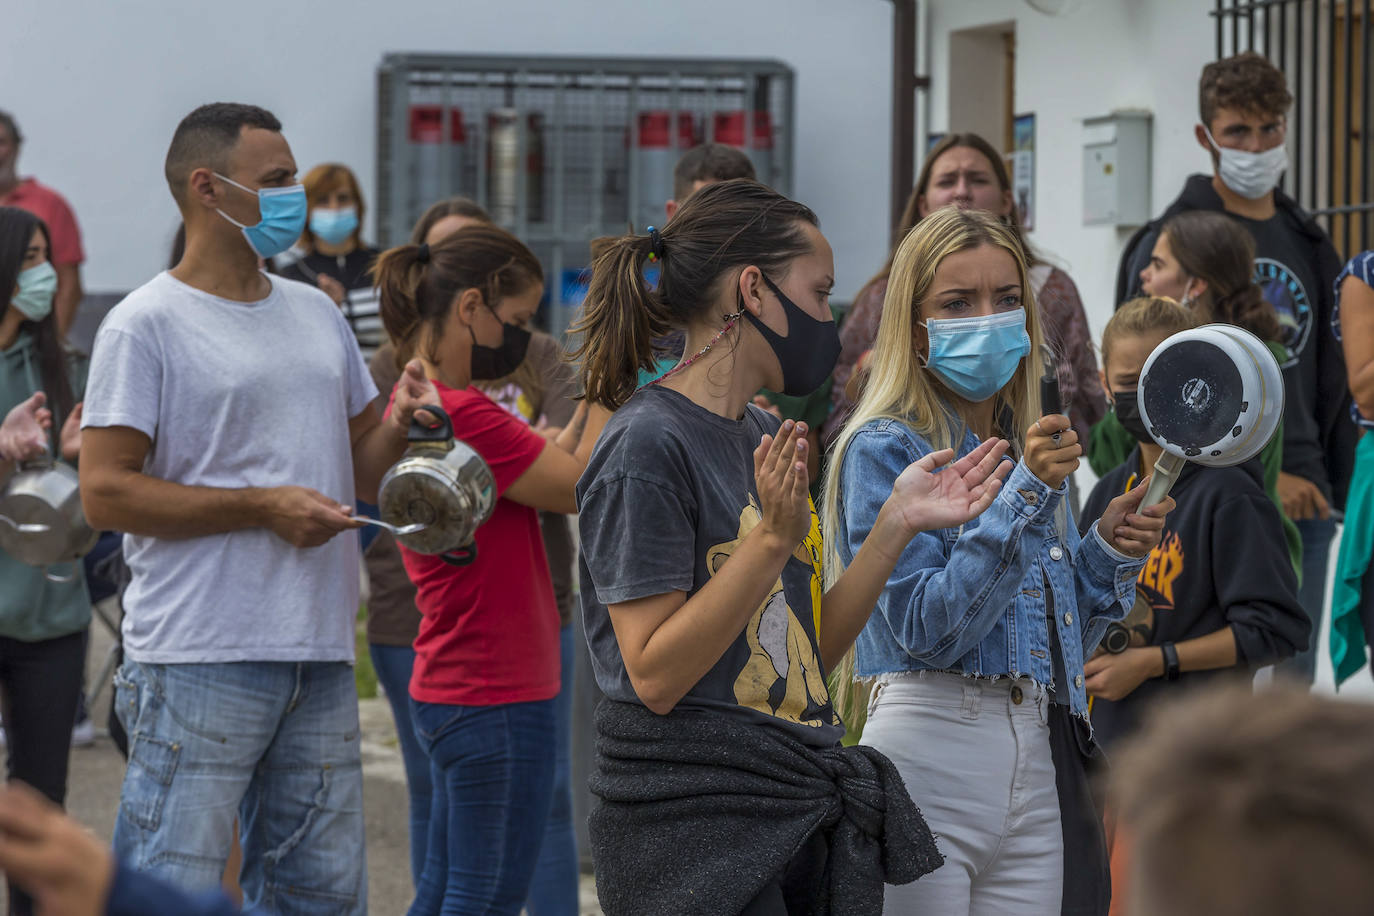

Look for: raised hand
[754,419,811,547]
[0,392,53,463]
[0,781,113,916]
[59,402,83,461]
[1024,415,1080,489]
[885,437,1012,537]
[1096,475,1174,558]
[317,273,347,307]
[389,359,442,435]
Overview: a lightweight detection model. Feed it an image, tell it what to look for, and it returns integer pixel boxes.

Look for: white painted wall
[925,0,1216,338]
[3,0,892,297]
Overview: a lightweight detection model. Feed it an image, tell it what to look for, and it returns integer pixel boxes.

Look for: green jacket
[0,331,91,642]
[1086,340,1302,577]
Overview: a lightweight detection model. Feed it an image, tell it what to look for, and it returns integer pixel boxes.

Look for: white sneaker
[71,718,95,748]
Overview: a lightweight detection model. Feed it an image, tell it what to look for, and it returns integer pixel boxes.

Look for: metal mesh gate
[376,54,795,335]
[1213,0,1372,258]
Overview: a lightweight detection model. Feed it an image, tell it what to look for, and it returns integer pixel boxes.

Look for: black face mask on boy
[743,274,842,397]
[1112,389,1155,444]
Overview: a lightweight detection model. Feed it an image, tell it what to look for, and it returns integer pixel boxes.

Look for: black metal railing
[1213,0,1371,258]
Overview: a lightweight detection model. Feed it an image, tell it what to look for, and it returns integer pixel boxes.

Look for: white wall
[3,0,892,297]
[926,0,1216,338]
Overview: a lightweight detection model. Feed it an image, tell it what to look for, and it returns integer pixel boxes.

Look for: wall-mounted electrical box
[1082,111,1152,227]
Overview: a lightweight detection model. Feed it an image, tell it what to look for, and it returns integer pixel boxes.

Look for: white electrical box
[1082,111,1152,227]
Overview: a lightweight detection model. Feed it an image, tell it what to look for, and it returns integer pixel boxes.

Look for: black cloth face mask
[1112,389,1155,444]
[470,306,532,380]
[744,274,842,397]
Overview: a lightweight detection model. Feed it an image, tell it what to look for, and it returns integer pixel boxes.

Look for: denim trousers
[370,643,434,886]
[526,622,579,915]
[1278,517,1339,684]
[407,696,556,916]
[112,660,367,915]
[861,672,1063,915]
[0,630,86,916]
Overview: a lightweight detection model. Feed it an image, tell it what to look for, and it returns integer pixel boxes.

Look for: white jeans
[862,672,1063,915]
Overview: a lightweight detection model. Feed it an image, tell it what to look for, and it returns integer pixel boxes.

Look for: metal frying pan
[1136,324,1285,506]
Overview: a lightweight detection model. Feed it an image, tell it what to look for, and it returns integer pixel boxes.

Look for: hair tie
[416,243,431,264]
[647,226,665,263]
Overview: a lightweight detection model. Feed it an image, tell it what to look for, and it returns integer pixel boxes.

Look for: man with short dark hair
[1111,686,1374,915]
[1114,52,1355,685]
[79,102,437,913]
[664,142,755,220]
[0,111,85,340]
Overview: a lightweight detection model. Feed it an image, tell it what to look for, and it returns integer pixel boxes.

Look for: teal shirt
[0,332,91,642]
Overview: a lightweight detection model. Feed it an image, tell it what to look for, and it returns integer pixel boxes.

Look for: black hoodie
[1080,451,1309,749]
[1114,174,1356,511]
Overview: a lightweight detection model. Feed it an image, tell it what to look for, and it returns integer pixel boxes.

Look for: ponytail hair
[1161,210,1282,343]
[372,223,543,369]
[572,178,818,408]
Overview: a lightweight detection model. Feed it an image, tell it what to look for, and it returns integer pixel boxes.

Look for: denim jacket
[836,417,1145,717]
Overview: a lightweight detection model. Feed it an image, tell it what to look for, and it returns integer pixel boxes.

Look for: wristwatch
[1160,642,1181,682]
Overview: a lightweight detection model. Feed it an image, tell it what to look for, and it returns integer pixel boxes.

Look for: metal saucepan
[377,406,495,567]
[1137,323,1285,506]
[0,450,99,581]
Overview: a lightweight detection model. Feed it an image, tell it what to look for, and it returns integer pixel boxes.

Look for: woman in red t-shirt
[373,225,611,916]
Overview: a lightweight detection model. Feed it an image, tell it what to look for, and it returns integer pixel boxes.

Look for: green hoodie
[0,330,90,642]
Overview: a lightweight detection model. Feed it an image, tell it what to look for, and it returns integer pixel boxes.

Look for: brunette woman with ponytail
[372,224,611,916]
[1090,209,1300,575]
[571,179,1013,915]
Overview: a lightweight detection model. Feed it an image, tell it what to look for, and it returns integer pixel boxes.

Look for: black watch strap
[1161,642,1181,682]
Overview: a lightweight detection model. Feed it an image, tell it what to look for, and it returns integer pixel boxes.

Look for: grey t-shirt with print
[83,271,378,664]
[577,385,843,747]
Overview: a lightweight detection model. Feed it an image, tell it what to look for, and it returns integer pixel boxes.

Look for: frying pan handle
[1142,452,1187,508]
[408,405,452,443]
[440,546,477,567]
[1039,346,1062,444]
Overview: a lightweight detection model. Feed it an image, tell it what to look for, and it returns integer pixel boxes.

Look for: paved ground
[4,606,603,916]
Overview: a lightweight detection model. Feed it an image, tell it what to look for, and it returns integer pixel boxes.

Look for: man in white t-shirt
[79,103,437,913]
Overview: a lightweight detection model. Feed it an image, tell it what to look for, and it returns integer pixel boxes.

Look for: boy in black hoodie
[1110,52,1353,686]
[1080,298,1309,749]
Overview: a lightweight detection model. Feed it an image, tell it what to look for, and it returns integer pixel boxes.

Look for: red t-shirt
[2,178,84,265]
[388,382,559,705]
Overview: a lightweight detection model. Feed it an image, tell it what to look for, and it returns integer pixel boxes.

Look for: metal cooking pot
[0,450,99,580]
[377,406,495,567]
[1137,323,1285,506]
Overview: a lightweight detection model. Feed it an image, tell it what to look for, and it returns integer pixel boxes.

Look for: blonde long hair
[820,206,1045,724]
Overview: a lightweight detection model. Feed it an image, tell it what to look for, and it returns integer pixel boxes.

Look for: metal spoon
[0,514,51,535]
[354,516,429,537]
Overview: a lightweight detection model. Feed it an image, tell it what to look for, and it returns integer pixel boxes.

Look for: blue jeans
[112,660,366,915]
[1279,517,1339,684]
[526,624,578,915]
[408,697,556,916]
[370,643,434,886]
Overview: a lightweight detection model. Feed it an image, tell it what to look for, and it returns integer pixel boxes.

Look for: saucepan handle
[408,405,452,444]
[1142,452,1187,508]
[440,546,477,567]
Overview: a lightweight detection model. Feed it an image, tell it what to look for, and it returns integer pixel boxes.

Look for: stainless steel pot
[377,406,495,566]
[0,451,98,580]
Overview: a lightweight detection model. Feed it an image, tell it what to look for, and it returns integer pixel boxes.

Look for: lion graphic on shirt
[706,497,835,729]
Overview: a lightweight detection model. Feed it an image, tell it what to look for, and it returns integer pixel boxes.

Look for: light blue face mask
[11,261,57,321]
[309,206,359,245]
[214,173,308,259]
[922,308,1031,403]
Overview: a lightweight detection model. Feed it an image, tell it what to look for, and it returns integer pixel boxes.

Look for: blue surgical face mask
[309,206,359,246]
[921,308,1031,403]
[214,173,308,259]
[11,261,57,321]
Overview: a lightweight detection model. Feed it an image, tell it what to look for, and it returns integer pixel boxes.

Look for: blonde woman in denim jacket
[821,207,1174,916]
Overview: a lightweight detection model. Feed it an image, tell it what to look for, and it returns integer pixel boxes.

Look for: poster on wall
[1012,113,1035,232]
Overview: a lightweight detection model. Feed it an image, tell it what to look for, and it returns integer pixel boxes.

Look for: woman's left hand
[59,402,83,462]
[0,393,53,462]
[389,360,442,435]
[1096,475,1173,558]
[1084,647,1161,701]
[884,437,1011,539]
